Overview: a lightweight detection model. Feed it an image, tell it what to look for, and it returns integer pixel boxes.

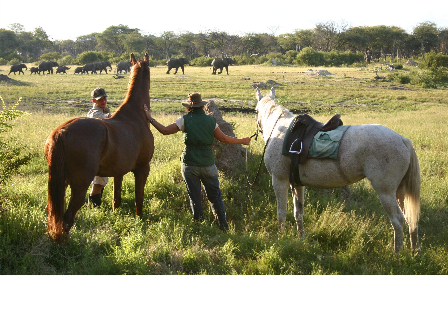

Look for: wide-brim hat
[181,93,207,107]
[91,87,107,100]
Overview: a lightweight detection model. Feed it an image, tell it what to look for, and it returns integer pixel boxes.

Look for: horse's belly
[299,159,365,188]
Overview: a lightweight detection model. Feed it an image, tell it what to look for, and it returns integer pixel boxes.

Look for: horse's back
[298,124,411,188]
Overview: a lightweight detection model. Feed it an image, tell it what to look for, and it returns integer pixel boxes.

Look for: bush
[0,97,32,186]
[76,51,102,64]
[387,72,411,84]
[190,56,213,67]
[0,58,7,65]
[40,52,60,61]
[296,47,325,66]
[421,52,448,69]
[7,58,21,65]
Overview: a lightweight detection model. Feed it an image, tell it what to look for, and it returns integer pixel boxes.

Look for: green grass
[1,63,447,274]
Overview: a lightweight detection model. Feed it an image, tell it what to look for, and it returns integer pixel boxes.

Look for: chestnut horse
[44,53,154,241]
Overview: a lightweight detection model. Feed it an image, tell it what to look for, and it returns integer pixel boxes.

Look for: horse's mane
[259,95,293,121]
[124,59,148,103]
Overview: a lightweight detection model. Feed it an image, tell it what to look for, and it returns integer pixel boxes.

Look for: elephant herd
[6,57,236,76]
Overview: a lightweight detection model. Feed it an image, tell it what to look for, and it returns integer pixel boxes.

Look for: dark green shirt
[181,108,216,166]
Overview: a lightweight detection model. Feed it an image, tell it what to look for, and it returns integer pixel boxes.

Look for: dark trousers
[181,163,228,230]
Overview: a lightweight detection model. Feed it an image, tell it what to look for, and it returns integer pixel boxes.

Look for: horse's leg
[113,175,123,211]
[291,185,305,236]
[272,176,289,231]
[133,167,150,218]
[377,192,405,252]
[64,185,89,233]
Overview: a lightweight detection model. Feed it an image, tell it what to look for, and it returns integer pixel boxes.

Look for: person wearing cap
[87,87,111,207]
[144,93,251,231]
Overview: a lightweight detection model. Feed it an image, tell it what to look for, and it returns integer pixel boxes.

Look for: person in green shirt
[144,93,251,231]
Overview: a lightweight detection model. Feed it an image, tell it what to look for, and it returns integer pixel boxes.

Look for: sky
[1,0,447,41]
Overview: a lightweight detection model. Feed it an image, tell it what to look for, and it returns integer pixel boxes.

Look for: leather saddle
[286,114,343,186]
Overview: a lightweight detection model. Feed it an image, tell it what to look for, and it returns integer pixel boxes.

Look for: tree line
[1,21,447,67]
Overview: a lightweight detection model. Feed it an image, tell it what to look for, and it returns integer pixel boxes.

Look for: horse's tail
[45,129,67,242]
[400,137,421,250]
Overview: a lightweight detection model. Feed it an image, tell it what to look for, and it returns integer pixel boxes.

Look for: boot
[88,193,102,207]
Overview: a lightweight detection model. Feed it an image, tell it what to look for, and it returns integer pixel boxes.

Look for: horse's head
[124,53,151,107]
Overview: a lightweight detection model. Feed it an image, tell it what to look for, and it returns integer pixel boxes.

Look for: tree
[413,22,439,55]
[0,29,18,59]
[33,27,53,58]
[121,32,147,54]
[76,34,98,53]
[97,25,136,54]
[159,31,178,59]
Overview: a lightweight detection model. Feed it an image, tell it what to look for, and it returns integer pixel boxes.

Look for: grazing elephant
[116,61,132,73]
[56,66,70,74]
[211,57,235,75]
[38,61,59,74]
[30,67,40,75]
[8,64,27,75]
[166,58,189,74]
[74,66,85,74]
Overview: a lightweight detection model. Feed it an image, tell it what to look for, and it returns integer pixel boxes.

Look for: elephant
[211,57,235,75]
[74,66,85,74]
[94,61,112,74]
[116,61,132,73]
[83,63,97,74]
[30,67,40,75]
[166,58,189,74]
[38,61,59,74]
[8,64,27,75]
[56,66,70,74]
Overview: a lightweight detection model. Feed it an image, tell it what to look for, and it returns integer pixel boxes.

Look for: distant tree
[76,34,98,53]
[413,22,439,55]
[0,29,19,59]
[438,28,448,54]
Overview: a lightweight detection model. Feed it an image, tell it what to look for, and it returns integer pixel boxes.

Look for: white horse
[255,88,421,253]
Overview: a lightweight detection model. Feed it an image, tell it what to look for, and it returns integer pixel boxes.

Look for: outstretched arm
[144,104,179,135]
[214,127,251,145]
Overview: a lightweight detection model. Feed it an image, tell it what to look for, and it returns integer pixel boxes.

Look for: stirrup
[289,139,303,155]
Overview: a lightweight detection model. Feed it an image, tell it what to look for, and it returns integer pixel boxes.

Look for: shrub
[7,58,21,65]
[387,72,411,84]
[0,97,32,186]
[421,52,448,69]
[76,51,102,64]
[40,52,60,61]
[190,56,213,67]
[296,47,325,66]
[0,58,7,65]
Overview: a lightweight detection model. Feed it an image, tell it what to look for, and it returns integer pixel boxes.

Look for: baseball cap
[91,87,107,100]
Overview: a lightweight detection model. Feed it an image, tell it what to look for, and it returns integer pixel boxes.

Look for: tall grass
[0,64,447,274]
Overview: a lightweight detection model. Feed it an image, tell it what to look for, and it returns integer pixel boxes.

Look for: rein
[245,111,282,188]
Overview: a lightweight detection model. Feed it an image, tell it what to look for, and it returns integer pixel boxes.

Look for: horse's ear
[269,87,276,99]
[145,53,150,63]
[255,88,262,101]
[130,53,137,65]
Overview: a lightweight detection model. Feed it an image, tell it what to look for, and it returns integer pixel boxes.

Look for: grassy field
[0,62,447,275]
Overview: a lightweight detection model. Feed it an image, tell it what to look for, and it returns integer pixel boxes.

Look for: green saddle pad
[308,125,350,159]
